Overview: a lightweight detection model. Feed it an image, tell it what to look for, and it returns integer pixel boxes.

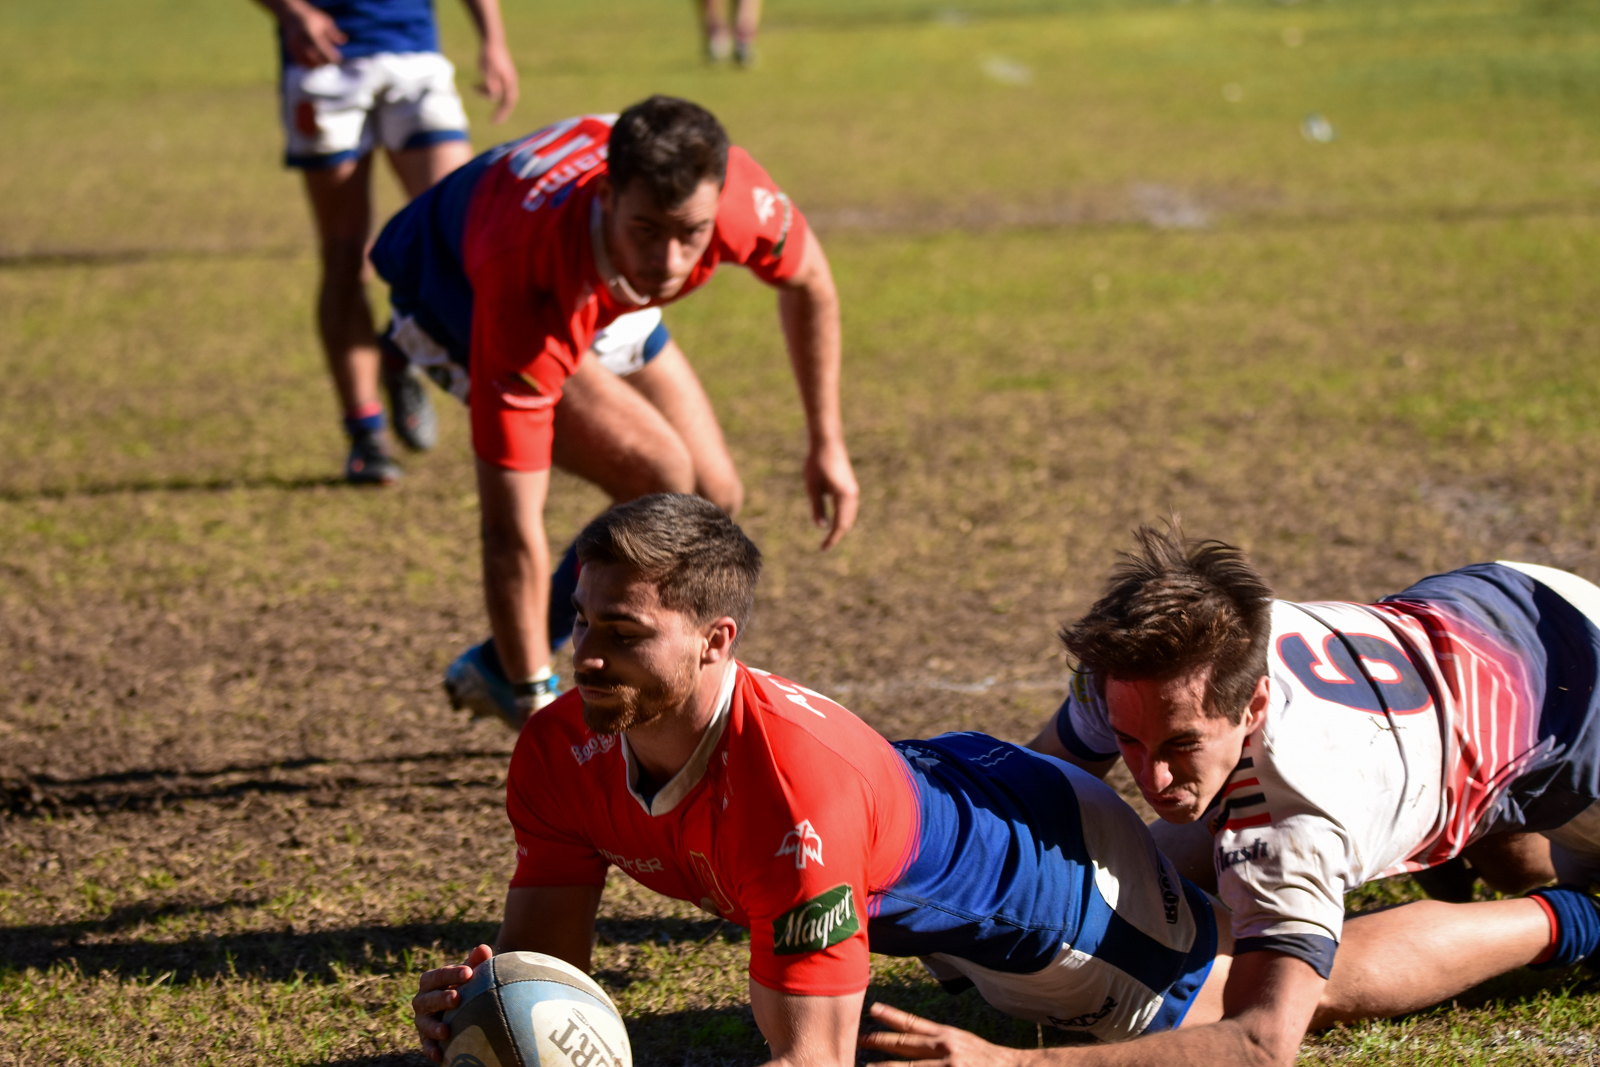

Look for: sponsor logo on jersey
[750,187,794,257]
[571,733,618,766]
[1218,838,1270,868]
[764,676,832,718]
[1158,868,1180,924]
[547,1006,626,1067]
[773,883,858,955]
[598,847,665,875]
[776,819,825,868]
[1050,996,1117,1029]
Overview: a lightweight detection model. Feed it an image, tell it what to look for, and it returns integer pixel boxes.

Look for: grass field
[4,0,1600,1062]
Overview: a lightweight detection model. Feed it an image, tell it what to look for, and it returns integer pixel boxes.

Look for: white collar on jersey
[590,197,652,309]
[621,661,736,817]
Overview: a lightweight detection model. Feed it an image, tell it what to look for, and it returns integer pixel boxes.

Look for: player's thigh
[302,154,376,249]
[623,341,743,514]
[1461,832,1555,894]
[550,353,695,501]
[387,139,473,200]
[1545,800,1600,885]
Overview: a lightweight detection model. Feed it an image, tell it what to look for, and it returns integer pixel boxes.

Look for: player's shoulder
[511,690,622,777]
[730,665,900,786]
[716,148,796,237]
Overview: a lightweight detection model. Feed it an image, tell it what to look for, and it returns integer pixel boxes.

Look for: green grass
[4,0,1600,1063]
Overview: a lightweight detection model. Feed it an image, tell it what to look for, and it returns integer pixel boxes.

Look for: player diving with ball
[412,497,1591,1067]
[867,526,1600,1066]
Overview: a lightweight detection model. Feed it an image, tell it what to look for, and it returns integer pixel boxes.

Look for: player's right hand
[279,1,347,68]
[414,943,494,1063]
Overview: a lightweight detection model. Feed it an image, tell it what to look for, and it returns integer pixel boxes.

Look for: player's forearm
[475,462,553,679]
[777,273,843,449]
[458,0,510,47]
[1010,1018,1286,1067]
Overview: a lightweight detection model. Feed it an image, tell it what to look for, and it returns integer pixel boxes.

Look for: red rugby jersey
[460,115,810,469]
[506,663,921,996]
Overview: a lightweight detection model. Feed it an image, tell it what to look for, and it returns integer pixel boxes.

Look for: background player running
[369,97,859,725]
[409,496,1577,1067]
[866,527,1600,1066]
[250,0,517,485]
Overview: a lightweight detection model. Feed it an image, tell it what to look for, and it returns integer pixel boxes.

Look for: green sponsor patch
[772,883,859,955]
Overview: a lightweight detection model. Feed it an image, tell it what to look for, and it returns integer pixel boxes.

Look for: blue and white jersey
[281,0,441,65]
[874,733,1217,1042]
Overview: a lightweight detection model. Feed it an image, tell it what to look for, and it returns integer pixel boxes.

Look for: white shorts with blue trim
[282,52,468,169]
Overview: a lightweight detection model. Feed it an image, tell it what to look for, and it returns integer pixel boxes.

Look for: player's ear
[702,617,738,664]
[594,173,614,205]
[1241,675,1270,732]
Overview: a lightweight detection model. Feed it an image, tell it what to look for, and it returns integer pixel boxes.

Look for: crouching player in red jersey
[410,497,1574,1066]
[368,96,858,727]
[865,527,1600,1067]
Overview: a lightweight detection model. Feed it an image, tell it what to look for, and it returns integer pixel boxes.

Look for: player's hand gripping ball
[443,952,631,1067]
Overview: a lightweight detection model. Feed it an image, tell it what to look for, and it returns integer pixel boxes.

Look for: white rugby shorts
[282,52,469,168]
[385,308,668,405]
[590,308,666,377]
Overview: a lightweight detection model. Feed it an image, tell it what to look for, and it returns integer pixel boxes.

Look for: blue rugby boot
[345,428,401,486]
[444,640,560,730]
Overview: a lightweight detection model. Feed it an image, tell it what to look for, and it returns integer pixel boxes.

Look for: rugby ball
[442,951,631,1067]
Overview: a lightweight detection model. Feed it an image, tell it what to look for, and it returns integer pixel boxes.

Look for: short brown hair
[607,96,730,208]
[1060,524,1273,722]
[575,494,762,639]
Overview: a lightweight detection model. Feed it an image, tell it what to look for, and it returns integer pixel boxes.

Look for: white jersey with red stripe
[1056,561,1600,974]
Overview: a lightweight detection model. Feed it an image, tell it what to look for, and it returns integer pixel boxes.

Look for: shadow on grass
[3,750,521,817]
[0,472,347,503]
[2,913,754,981]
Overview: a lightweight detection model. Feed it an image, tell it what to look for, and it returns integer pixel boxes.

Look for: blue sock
[343,405,385,438]
[548,543,581,651]
[1529,885,1600,969]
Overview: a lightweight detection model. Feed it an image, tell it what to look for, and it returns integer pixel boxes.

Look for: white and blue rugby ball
[443,951,632,1067]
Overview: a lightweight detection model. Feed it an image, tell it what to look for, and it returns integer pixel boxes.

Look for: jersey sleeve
[1054,669,1120,762]
[714,147,812,286]
[506,723,610,888]
[1213,768,1351,979]
[466,258,591,471]
[730,715,875,996]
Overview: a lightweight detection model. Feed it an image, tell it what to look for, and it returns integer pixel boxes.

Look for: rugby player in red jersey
[409,497,1587,1067]
[370,97,857,726]
[865,526,1600,1067]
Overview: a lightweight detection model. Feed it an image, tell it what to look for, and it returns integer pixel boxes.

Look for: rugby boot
[345,429,402,486]
[444,639,560,730]
[382,356,439,452]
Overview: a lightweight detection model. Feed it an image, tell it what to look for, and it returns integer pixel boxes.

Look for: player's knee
[699,471,744,517]
[624,438,696,499]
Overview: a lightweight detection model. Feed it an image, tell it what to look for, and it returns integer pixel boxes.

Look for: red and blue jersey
[1057,561,1600,977]
[370,114,809,470]
[508,663,1217,1038]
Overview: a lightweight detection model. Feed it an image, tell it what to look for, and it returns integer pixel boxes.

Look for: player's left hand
[805,437,859,551]
[859,1003,1024,1067]
[477,40,518,123]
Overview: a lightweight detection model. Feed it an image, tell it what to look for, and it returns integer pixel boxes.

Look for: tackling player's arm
[862,952,1325,1067]
[455,0,518,123]
[775,228,858,551]
[751,981,867,1067]
[1026,707,1117,777]
[412,884,604,1064]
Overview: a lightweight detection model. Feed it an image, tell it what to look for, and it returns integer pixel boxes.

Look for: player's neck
[625,660,735,785]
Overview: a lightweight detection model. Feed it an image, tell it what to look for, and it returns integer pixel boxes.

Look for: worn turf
[4,0,1600,1062]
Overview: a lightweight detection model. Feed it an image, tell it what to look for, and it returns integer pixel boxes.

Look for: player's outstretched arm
[412,885,603,1063]
[457,0,518,123]
[251,0,347,67]
[862,953,1323,1067]
[751,980,867,1067]
[776,228,859,551]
